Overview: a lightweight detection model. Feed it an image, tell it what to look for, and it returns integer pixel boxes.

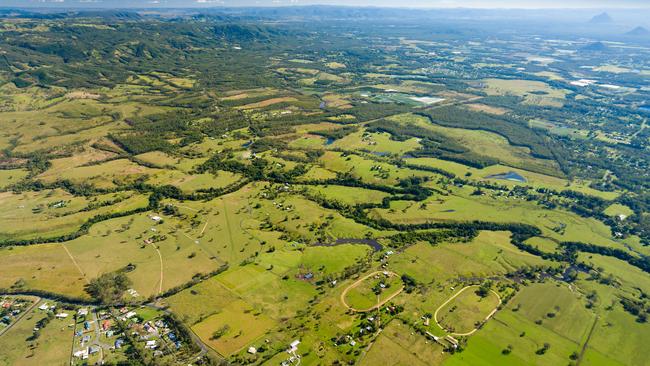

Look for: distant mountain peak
[589,12,613,24]
[626,26,650,36]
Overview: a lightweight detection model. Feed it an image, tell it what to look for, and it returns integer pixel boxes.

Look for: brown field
[465,103,509,115]
[237,97,298,110]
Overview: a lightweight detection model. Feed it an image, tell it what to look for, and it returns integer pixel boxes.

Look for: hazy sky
[3,0,650,8]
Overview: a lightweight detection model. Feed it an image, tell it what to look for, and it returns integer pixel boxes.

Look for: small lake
[325,137,335,145]
[369,151,389,157]
[485,171,527,183]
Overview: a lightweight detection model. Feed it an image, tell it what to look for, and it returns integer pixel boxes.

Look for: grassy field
[0,168,29,188]
[147,170,241,193]
[214,264,317,320]
[360,320,446,366]
[329,129,422,155]
[481,78,569,107]
[388,231,553,284]
[0,190,149,241]
[39,159,162,189]
[436,286,500,335]
[319,150,432,186]
[191,299,276,356]
[390,114,563,177]
[0,211,222,299]
[2,95,168,154]
[372,187,632,255]
[443,281,592,366]
[303,185,390,206]
[0,243,87,297]
[603,203,634,218]
[577,253,650,294]
[343,272,403,311]
[0,301,74,366]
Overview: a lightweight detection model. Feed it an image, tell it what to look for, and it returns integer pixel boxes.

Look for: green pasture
[0,301,74,366]
[388,231,551,284]
[0,190,148,241]
[329,129,422,155]
[343,273,403,311]
[360,320,446,366]
[436,286,500,334]
[0,168,28,188]
[191,299,276,356]
[303,185,390,206]
[373,188,632,255]
[390,114,563,177]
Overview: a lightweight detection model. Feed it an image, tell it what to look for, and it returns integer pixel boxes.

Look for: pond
[485,171,527,183]
[325,137,335,145]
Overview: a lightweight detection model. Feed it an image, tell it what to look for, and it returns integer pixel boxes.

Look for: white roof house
[289,340,300,352]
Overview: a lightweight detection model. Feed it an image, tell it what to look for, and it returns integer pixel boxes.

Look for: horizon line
[1,4,648,10]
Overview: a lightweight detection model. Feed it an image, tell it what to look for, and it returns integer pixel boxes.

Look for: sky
[2,0,650,8]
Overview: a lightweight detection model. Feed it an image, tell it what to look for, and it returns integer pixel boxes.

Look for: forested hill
[0,18,295,89]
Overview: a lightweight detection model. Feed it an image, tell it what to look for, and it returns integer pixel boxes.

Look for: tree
[85,271,132,304]
[536,343,550,355]
[211,325,230,340]
[476,280,493,298]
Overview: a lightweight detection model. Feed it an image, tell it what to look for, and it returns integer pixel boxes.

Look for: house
[55,313,69,319]
[248,346,257,354]
[77,308,89,317]
[445,335,459,348]
[115,339,124,349]
[125,311,137,319]
[289,340,300,352]
[151,215,162,222]
[73,349,89,359]
[145,340,157,349]
[38,303,49,311]
[102,320,111,331]
[84,321,91,330]
[88,346,100,355]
